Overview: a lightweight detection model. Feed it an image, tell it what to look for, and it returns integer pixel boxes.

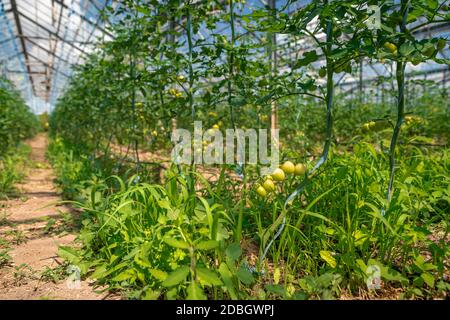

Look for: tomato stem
[385,0,409,213]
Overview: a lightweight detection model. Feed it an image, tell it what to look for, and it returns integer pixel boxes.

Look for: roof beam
[51,0,113,38]
[9,0,36,95]
[5,70,47,75]
[27,51,70,78]
[74,0,111,66]
[24,37,73,66]
[15,9,88,55]
[18,35,95,44]
[43,0,67,101]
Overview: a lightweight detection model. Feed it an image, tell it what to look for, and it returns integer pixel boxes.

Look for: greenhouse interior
[0,0,449,302]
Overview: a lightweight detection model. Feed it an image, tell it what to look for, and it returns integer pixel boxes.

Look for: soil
[0,134,107,300]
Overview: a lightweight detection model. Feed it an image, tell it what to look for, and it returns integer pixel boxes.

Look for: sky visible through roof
[0,0,448,114]
[0,0,111,113]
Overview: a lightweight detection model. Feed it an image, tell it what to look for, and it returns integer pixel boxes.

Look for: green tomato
[256,185,267,197]
[437,39,446,51]
[383,42,397,53]
[262,179,275,192]
[271,168,285,181]
[319,67,327,78]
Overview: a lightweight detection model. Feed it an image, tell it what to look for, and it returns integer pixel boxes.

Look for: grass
[40,265,67,283]
[0,249,12,268]
[0,144,32,199]
[4,230,28,245]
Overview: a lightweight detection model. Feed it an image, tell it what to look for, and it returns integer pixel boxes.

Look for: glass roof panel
[0,0,111,112]
[0,0,447,114]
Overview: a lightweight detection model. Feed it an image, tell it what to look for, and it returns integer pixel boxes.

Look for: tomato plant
[43,0,450,300]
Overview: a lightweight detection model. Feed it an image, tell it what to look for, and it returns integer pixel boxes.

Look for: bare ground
[0,134,107,300]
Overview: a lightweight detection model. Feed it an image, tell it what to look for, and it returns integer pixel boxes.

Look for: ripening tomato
[281,161,295,174]
[384,42,397,53]
[271,168,285,181]
[294,163,306,176]
[256,185,267,197]
[262,179,275,192]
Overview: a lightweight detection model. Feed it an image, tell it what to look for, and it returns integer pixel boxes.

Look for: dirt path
[0,134,106,300]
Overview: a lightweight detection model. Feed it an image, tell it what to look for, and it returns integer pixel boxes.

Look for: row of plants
[0,77,39,155]
[48,87,449,299]
[48,0,449,299]
[0,144,32,199]
[51,132,449,299]
[0,77,39,198]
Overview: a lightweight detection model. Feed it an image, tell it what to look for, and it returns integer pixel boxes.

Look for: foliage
[0,77,39,155]
[47,0,449,300]
[0,144,32,199]
[58,169,255,300]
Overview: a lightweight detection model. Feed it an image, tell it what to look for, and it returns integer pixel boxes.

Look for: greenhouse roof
[0,0,112,112]
[0,0,448,114]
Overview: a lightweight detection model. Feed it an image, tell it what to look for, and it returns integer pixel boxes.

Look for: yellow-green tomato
[363,123,370,131]
[294,163,307,176]
[281,161,295,174]
[271,168,286,181]
[262,179,275,192]
[318,67,327,78]
[437,39,446,51]
[384,42,397,53]
[422,46,435,57]
[256,185,267,197]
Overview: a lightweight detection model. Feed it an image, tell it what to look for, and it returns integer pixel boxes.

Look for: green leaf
[162,266,190,287]
[163,237,190,249]
[320,250,337,268]
[142,289,160,300]
[421,273,435,288]
[236,265,255,285]
[195,240,219,251]
[368,259,408,285]
[58,246,80,264]
[187,282,206,300]
[149,269,168,281]
[218,262,237,300]
[293,50,318,69]
[112,269,134,282]
[265,284,285,296]
[90,264,108,280]
[197,267,223,286]
[225,243,242,261]
[356,259,367,273]
[399,43,415,56]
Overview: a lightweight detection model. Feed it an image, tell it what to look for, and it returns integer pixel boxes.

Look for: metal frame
[1,0,111,102]
[9,0,35,95]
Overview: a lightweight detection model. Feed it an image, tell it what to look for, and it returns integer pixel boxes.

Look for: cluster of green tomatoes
[361,115,422,134]
[361,120,389,133]
[168,88,183,98]
[255,161,307,198]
